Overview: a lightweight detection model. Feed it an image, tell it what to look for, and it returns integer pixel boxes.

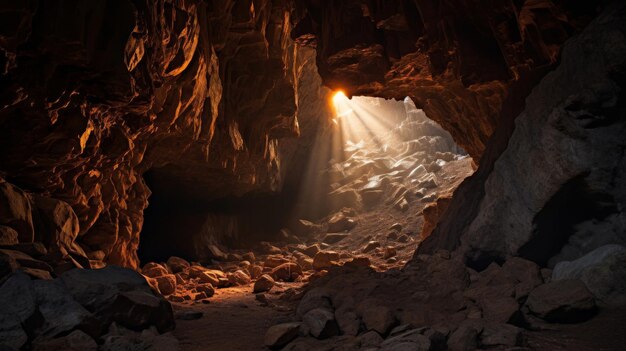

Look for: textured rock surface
[418,3,626,271]
[293,0,593,159]
[0,0,331,268]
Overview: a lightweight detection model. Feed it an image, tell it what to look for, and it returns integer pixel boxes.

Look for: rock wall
[292,0,595,159]
[0,0,330,269]
[458,3,626,267]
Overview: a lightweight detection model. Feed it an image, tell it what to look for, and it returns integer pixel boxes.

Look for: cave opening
[137,94,475,271]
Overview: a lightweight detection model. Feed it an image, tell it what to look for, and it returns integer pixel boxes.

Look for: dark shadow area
[519,174,617,267]
[137,168,299,265]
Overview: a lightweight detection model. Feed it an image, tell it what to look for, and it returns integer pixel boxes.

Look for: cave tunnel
[1,1,625,350]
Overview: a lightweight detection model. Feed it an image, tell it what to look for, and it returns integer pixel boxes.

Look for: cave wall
[292,0,596,160]
[0,0,330,269]
[293,0,622,267]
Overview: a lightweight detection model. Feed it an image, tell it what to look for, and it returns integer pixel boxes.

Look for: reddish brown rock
[313,251,341,270]
[271,263,302,282]
[253,274,275,293]
[142,263,169,278]
[154,274,177,295]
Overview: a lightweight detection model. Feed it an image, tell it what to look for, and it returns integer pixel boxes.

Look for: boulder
[335,309,360,336]
[142,262,169,278]
[31,195,86,262]
[296,288,332,317]
[227,270,251,285]
[0,272,36,349]
[447,322,480,351]
[361,304,395,335]
[253,274,275,293]
[481,296,520,323]
[32,279,99,339]
[166,256,190,273]
[0,180,33,243]
[270,263,302,282]
[552,244,626,306]
[302,308,339,339]
[0,249,52,272]
[105,290,174,333]
[60,266,174,332]
[155,274,177,295]
[264,323,301,350]
[525,279,596,323]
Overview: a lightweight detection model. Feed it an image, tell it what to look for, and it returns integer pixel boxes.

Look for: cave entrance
[137,94,475,276]
[290,94,476,268]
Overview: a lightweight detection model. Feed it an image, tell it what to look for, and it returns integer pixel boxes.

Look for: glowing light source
[332,90,346,105]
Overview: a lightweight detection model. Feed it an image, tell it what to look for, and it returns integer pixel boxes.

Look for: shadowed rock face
[0,0,329,268]
[292,0,598,159]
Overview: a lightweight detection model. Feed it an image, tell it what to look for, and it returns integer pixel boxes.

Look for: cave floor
[173,283,302,351]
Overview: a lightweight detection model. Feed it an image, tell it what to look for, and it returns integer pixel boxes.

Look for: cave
[1,1,626,351]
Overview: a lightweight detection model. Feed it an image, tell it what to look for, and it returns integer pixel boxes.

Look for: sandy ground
[173,283,302,351]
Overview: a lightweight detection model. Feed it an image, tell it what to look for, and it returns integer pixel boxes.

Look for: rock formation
[0,0,331,269]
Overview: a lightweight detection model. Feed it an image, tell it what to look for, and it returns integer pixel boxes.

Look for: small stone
[390,223,402,232]
[302,244,320,258]
[386,231,398,240]
[196,283,215,297]
[327,212,357,232]
[312,251,340,270]
[253,274,275,293]
[362,241,381,253]
[322,233,349,244]
[154,274,177,295]
[383,246,397,259]
[248,265,263,279]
